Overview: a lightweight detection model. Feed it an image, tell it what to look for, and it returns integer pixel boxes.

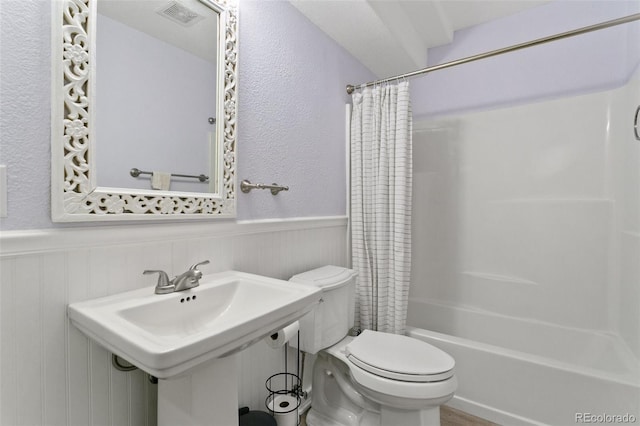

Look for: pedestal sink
[68,270,322,425]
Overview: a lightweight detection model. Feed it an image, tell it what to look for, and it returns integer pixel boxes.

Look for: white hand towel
[151,172,171,190]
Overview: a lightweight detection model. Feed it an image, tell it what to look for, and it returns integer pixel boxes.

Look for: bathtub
[406,300,640,426]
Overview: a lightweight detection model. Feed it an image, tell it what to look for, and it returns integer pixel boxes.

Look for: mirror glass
[96,0,218,193]
[51,0,237,221]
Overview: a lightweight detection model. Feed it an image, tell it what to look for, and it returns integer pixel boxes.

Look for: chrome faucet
[143,269,173,294]
[144,260,210,294]
[173,260,210,291]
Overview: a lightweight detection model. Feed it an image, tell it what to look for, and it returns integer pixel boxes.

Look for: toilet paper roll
[268,394,299,426]
[265,321,299,349]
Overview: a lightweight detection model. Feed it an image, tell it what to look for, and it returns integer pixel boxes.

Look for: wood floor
[441,406,498,426]
[299,406,498,425]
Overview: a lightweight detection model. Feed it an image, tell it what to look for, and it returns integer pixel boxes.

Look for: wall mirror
[51,0,237,222]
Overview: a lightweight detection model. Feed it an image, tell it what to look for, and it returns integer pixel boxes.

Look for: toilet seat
[345,330,455,382]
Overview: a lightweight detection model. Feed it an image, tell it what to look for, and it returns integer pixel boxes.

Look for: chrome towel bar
[130,168,209,182]
[240,179,289,195]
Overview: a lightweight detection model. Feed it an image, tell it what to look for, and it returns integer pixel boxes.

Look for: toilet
[290,266,457,426]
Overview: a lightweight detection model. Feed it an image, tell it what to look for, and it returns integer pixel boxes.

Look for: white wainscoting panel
[0,217,347,425]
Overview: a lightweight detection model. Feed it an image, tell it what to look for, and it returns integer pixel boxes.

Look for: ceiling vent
[156,1,205,27]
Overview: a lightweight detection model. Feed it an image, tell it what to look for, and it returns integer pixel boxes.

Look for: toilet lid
[345,330,455,382]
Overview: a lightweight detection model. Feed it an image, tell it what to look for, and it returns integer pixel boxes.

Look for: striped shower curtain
[350,81,412,335]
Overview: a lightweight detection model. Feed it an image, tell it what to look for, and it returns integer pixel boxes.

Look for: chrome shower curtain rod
[346,13,640,94]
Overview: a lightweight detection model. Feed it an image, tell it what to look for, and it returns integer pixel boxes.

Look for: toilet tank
[289,266,357,354]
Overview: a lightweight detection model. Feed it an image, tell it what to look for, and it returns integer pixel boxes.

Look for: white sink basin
[68,270,321,378]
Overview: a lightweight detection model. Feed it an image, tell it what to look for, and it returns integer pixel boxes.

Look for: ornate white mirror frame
[51,0,237,222]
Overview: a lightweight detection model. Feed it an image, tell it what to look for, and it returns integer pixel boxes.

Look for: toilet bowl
[289,266,457,426]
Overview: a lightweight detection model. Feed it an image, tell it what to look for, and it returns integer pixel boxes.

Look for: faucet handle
[189,260,210,271]
[143,270,174,294]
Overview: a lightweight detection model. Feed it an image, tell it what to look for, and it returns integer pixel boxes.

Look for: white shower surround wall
[407,74,640,424]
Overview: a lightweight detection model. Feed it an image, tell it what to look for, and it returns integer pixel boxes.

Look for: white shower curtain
[350,81,412,335]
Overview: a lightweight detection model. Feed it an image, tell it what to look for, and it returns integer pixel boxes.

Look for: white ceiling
[289,0,550,78]
[98,0,219,63]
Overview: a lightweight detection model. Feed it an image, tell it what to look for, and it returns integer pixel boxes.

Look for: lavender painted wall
[0,0,373,230]
[1,0,637,230]
[412,0,640,119]
[236,0,372,220]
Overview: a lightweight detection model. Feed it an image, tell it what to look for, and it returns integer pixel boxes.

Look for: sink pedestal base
[158,354,239,426]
